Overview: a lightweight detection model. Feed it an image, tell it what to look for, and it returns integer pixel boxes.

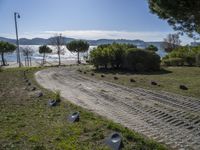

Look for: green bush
[196,53,200,67]
[163,45,200,66]
[124,48,160,71]
[90,44,161,72]
[90,47,111,69]
[162,58,184,66]
[184,56,196,66]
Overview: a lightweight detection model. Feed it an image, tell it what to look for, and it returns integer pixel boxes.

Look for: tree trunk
[1,52,5,66]
[77,51,80,64]
[27,55,29,66]
[43,52,45,65]
[58,48,61,66]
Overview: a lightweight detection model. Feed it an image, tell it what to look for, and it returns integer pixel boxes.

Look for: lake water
[3,45,166,62]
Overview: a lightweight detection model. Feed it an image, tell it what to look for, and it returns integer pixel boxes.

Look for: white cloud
[44,30,170,42]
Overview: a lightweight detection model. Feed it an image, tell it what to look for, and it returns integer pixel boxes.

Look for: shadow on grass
[92,68,172,75]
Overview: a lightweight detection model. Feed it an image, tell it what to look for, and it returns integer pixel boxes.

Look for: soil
[35,67,200,150]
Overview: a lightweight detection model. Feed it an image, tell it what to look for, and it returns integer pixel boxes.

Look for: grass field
[79,66,200,99]
[0,67,168,150]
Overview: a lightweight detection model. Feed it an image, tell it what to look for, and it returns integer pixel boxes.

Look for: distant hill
[0,37,164,49]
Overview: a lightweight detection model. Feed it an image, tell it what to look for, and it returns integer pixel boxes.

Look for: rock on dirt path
[35,67,200,150]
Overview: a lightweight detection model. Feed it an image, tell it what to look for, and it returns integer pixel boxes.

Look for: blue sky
[0,0,194,44]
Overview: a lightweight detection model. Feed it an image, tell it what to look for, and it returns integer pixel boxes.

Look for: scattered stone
[68,112,80,123]
[114,77,118,80]
[180,85,188,90]
[105,132,123,150]
[130,79,136,82]
[101,75,105,78]
[31,87,36,91]
[151,81,158,86]
[48,99,57,107]
[35,91,43,98]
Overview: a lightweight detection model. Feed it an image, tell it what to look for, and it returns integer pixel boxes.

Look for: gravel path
[35,67,200,150]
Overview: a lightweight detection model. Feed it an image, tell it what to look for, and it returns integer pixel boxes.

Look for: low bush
[162,58,184,66]
[90,44,161,72]
[162,45,200,66]
[124,48,160,71]
[196,53,200,67]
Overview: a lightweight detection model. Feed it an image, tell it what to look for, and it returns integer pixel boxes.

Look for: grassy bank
[0,67,168,150]
[79,66,200,99]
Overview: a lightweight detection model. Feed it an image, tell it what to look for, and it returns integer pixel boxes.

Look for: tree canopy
[0,41,16,66]
[148,0,200,38]
[66,40,89,64]
[39,45,52,54]
[21,46,34,58]
[0,41,16,53]
[163,33,181,52]
[146,45,158,52]
[39,45,52,64]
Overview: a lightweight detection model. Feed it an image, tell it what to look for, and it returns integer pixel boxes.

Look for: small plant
[114,76,118,80]
[54,90,61,102]
[91,73,95,76]
[84,71,87,74]
[130,79,136,82]
[101,75,105,78]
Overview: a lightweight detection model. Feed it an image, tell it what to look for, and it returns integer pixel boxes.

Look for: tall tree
[0,41,16,66]
[50,34,65,66]
[163,33,181,52]
[66,40,89,64]
[39,45,52,64]
[148,0,200,38]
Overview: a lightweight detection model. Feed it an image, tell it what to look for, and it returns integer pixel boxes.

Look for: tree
[66,40,89,64]
[146,45,158,52]
[50,34,65,66]
[148,0,200,38]
[0,41,16,66]
[163,33,181,52]
[39,45,52,64]
[21,46,34,67]
[21,46,34,60]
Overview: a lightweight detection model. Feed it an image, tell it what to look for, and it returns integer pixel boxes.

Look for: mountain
[0,37,163,49]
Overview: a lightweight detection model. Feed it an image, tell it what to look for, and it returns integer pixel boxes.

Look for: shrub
[163,45,200,66]
[54,90,61,102]
[124,48,160,71]
[90,47,111,69]
[196,53,200,67]
[162,58,184,66]
[184,56,196,66]
[90,44,160,72]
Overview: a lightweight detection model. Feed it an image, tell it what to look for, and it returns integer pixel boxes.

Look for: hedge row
[89,43,161,72]
[162,46,200,66]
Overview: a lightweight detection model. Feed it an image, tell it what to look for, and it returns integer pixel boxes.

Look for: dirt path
[35,67,200,150]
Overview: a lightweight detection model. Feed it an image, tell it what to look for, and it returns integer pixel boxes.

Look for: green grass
[0,67,168,150]
[79,66,200,99]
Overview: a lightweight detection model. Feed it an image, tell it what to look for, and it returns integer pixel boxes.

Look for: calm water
[3,45,166,62]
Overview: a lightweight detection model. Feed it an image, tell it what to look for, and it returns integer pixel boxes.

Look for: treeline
[162,46,200,67]
[89,43,161,72]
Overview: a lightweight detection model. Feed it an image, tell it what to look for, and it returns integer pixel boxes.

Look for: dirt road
[35,67,200,150]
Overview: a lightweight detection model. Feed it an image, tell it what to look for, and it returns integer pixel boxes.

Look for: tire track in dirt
[35,67,200,150]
